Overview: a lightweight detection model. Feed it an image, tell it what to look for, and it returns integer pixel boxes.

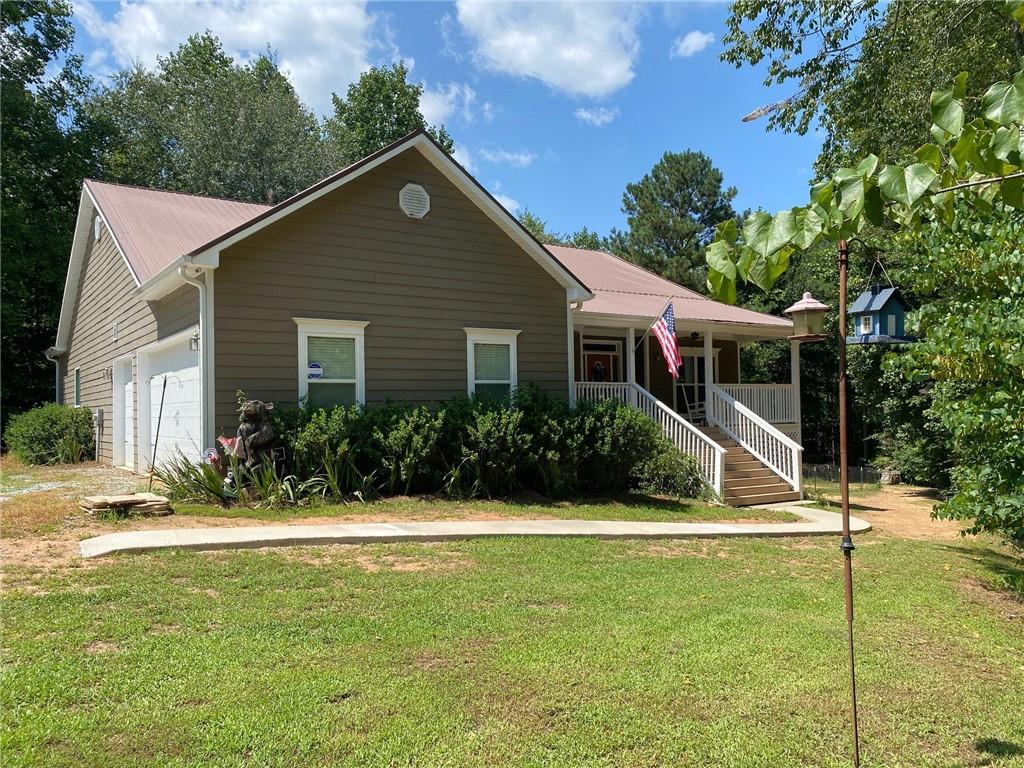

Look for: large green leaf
[791,205,825,249]
[930,88,964,139]
[810,179,833,207]
[914,143,943,172]
[992,126,1020,162]
[833,168,865,219]
[1001,175,1024,209]
[707,269,736,305]
[982,71,1024,125]
[715,218,739,245]
[1008,0,1024,25]
[742,210,796,261]
[706,239,736,279]
[878,163,938,207]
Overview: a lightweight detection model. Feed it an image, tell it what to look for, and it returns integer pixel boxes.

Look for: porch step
[724,474,778,490]
[723,465,776,479]
[726,490,802,506]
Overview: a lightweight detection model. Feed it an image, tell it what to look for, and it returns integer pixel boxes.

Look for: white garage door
[147,340,201,468]
[123,378,134,470]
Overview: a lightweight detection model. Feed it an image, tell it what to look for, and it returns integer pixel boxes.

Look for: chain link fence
[803,463,882,494]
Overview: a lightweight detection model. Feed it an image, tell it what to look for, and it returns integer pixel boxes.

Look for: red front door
[585,353,614,382]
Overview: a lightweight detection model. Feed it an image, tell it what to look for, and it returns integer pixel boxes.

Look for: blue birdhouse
[847,285,915,344]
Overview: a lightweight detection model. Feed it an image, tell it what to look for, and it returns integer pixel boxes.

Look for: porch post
[703,328,713,405]
[626,327,636,405]
[790,339,802,443]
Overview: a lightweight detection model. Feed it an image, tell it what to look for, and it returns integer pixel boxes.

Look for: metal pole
[147,376,168,493]
[838,239,861,767]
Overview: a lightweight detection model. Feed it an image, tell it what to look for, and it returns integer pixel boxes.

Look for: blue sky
[70,1,821,236]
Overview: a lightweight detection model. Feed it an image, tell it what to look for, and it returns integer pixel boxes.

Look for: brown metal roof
[547,244,791,329]
[85,179,269,283]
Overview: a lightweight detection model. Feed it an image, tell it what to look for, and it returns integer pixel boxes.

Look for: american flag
[652,302,682,378]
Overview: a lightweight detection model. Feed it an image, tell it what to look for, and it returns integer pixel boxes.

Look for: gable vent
[399,183,430,219]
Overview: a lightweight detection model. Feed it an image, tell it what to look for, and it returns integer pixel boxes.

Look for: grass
[3,533,1022,767]
[173,495,799,523]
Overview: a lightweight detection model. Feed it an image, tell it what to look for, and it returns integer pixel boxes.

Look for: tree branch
[934,172,1024,194]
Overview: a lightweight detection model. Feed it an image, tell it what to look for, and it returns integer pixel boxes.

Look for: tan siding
[214,148,568,436]
[62,227,198,464]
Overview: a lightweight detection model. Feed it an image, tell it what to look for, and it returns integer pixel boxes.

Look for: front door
[585,353,613,382]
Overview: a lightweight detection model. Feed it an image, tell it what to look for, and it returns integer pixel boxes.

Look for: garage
[138,332,202,469]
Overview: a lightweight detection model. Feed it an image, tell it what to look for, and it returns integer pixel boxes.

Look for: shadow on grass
[944,544,1024,600]
[974,737,1024,759]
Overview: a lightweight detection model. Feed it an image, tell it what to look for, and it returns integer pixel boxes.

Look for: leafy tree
[325,62,454,165]
[895,205,1023,543]
[1,0,109,421]
[92,33,328,203]
[608,151,737,291]
[519,210,608,250]
[706,17,1024,541]
[722,0,1022,167]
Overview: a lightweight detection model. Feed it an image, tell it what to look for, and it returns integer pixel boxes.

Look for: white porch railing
[715,383,795,424]
[576,381,635,406]
[574,381,726,497]
[708,384,802,493]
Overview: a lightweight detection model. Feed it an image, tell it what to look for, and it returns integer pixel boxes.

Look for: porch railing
[574,381,726,497]
[708,384,802,493]
[715,383,795,424]
[576,381,635,406]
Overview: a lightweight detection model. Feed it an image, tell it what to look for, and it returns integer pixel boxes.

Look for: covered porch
[572,317,803,443]
[551,244,806,504]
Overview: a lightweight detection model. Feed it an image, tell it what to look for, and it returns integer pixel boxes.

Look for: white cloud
[451,145,476,174]
[479,148,536,168]
[420,82,477,126]
[74,0,385,115]
[493,192,520,213]
[454,1,642,98]
[574,107,619,126]
[670,30,715,59]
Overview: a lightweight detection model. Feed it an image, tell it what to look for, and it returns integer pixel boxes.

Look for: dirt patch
[273,543,475,574]
[628,540,736,560]
[821,485,966,541]
[959,577,1024,622]
[84,640,121,655]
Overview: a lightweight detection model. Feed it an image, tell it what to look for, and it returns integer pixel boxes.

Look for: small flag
[652,302,683,378]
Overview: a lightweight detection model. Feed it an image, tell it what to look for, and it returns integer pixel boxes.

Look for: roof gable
[185,130,591,301]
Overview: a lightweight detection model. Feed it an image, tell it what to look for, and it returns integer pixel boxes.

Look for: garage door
[147,340,201,468]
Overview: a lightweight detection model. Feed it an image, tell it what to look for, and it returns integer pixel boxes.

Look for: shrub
[200,388,711,506]
[633,442,705,499]
[3,404,95,465]
[153,452,235,505]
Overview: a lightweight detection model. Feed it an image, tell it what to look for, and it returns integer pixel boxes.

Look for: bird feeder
[784,292,830,341]
[847,285,916,344]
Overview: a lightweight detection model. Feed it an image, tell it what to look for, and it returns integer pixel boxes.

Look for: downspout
[178,263,208,450]
[45,347,62,403]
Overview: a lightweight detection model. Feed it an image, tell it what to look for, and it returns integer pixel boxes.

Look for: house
[49,130,808,505]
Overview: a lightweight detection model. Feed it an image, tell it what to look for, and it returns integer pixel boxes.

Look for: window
[464,328,519,399]
[886,314,896,336]
[74,367,81,407]
[859,315,873,335]
[294,318,368,408]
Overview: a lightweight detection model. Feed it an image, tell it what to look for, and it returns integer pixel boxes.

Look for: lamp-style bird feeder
[847,285,916,345]
[785,291,830,340]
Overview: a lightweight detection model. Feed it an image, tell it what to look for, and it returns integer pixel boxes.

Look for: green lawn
[3,533,1022,767]
[173,495,799,523]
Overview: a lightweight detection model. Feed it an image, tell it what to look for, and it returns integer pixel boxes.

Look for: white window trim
[464,327,520,396]
[860,315,873,335]
[294,318,369,407]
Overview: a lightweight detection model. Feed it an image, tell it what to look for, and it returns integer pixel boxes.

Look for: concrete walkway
[79,503,869,558]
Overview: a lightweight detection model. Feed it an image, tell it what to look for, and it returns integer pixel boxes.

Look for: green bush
[3,404,95,464]
[217,386,710,506]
